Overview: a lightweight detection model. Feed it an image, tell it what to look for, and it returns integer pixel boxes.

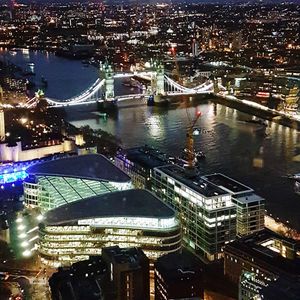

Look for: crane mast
[186,110,201,169]
[171,45,202,170]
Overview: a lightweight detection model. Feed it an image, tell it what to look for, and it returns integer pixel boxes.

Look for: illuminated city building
[38,189,181,267]
[24,154,132,211]
[0,109,5,141]
[202,174,265,237]
[0,139,76,162]
[102,246,150,300]
[115,146,169,189]
[224,229,300,285]
[151,165,237,261]
[284,86,299,113]
[239,271,269,300]
[154,250,203,300]
[192,38,199,57]
[49,247,150,300]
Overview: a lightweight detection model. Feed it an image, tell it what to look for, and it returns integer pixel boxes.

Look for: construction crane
[185,109,202,169]
[170,45,202,170]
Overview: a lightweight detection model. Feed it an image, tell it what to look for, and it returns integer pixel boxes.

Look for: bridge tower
[213,77,221,94]
[149,63,166,105]
[156,63,165,96]
[100,62,114,100]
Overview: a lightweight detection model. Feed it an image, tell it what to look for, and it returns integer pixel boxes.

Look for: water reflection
[145,114,164,139]
[2,48,300,230]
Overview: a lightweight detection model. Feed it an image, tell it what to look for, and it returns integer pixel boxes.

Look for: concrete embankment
[213,94,300,130]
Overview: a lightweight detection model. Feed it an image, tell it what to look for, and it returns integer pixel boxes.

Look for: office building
[102,246,149,300]
[151,165,236,261]
[239,271,300,300]
[192,39,199,57]
[203,173,265,237]
[38,189,181,266]
[0,109,5,141]
[49,256,106,300]
[115,146,169,189]
[239,271,269,300]
[154,249,203,300]
[24,154,132,211]
[224,229,300,285]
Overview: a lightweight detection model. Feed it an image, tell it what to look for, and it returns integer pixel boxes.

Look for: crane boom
[186,110,201,168]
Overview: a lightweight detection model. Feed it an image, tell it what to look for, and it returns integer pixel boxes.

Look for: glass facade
[24,175,132,211]
[233,195,265,237]
[38,217,181,267]
[115,155,147,189]
[151,168,236,261]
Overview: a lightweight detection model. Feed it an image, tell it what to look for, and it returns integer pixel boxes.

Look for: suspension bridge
[24,63,226,108]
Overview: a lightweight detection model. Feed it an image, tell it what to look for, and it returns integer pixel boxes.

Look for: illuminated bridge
[24,63,226,108]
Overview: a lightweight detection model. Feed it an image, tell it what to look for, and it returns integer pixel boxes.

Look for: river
[2,49,300,231]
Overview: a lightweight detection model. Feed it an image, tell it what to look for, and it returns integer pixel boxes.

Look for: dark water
[2,50,300,231]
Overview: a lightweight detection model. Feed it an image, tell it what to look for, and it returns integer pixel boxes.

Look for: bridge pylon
[149,63,166,105]
[100,62,115,100]
[213,77,221,94]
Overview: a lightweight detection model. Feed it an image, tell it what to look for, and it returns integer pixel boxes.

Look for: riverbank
[68,123,122,158]
[215,93,300,130]
[265,215,300,241]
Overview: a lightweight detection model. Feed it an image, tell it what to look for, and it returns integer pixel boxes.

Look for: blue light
[0,162,31,184]
[0,170,27,184]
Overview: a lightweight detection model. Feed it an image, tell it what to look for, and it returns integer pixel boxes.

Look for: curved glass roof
[44,189,176,226]
[26,154,130,183]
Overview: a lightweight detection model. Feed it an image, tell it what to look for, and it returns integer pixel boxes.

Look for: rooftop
[49,256,106,300]
[26,154,130,183]
[44,189,176,226]
[203,173,253,195]
[102,246,148,266]
[155,249,203,282]
[260,276,300,300]
[224,229,300,278]
[155,165,229,198]
[234,193,264,204]
[119,146,169,169]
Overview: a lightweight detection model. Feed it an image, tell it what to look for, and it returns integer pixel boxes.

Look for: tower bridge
[24,63,226,108]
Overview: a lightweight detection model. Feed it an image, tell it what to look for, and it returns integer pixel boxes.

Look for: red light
[196,111,201,116]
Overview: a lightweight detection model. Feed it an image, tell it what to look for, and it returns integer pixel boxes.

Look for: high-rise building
[102,246,150,300]
[192,38,199,57]
[284,86,299,113]
[154,249,204,300]
[151,165,236,261]
[224,229,300,285]
[239,271,269,300]
[115,146,169,189]
[239,271,300,300]
[0,109,5,141]
[202,174,265,237]
[0,85,3,103]
[49,256,107,300]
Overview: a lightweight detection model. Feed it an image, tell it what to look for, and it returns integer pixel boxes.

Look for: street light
[23,249,31,257]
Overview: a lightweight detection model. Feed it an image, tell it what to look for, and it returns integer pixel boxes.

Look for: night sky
[0,0,298,4]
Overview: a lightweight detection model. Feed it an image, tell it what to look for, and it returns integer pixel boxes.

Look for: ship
[294,180,300,195]
[285,173,300,195]
[175,148,205,167]
[23,62,35,76]
[244,118,267,126]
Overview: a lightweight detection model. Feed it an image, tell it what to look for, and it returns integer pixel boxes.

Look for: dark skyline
[1,0,299,5]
